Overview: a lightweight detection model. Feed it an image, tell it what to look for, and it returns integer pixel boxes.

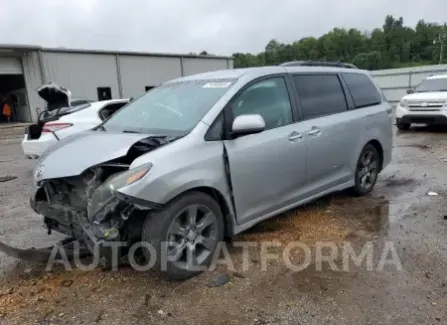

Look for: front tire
[141,191,224,280]
[351,144,380,196]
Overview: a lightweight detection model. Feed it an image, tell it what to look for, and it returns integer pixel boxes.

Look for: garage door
[0,57,23,74]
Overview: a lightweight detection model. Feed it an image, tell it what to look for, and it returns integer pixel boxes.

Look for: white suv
[396,74,447,130]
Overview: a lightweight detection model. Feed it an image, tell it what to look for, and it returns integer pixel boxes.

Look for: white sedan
[22,99,129,158]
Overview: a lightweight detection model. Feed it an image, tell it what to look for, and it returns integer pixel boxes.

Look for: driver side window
[232,77,293,130]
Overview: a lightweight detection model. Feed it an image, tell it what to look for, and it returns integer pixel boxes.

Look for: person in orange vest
[2,97,12,122]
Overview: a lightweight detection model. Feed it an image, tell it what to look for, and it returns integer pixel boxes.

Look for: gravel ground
[0,127,446,325]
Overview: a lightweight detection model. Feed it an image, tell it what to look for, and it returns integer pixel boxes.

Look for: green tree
[232,15,447,69]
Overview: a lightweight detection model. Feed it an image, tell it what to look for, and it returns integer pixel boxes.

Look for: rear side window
[342,73,382,108]
[99,102,128,121]
[293,74,348,120]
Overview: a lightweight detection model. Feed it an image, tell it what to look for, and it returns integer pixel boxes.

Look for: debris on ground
[232,272,246,279]
[0,175,17,182]
[206,274,231,287]
[95,310,104,323]
[61,280,73,287]
[427,191,438,196]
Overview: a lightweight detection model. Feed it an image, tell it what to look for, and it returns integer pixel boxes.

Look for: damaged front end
[19,135,179,264]
[31,163,153,262]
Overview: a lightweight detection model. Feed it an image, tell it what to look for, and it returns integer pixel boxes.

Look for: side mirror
[406,89,413,94]
[231,114,265,137]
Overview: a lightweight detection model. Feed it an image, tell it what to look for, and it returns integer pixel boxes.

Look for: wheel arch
[163,185,235,238]
[365,139,384,172]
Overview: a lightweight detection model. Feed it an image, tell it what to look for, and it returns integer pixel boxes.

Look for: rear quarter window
[342,73,382,109]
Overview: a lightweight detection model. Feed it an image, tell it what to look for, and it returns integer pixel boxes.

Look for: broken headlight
[87,163,152,221]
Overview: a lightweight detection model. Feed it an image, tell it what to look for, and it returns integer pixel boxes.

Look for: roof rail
[279,60,358,69]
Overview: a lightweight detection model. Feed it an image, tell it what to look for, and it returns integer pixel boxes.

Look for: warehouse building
[0,44,233,123]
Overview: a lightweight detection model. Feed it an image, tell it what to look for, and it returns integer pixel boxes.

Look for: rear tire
[141,191,224,281]
[351,144,380,197]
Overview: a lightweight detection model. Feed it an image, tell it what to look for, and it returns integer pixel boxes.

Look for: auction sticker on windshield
[203,82,232,88]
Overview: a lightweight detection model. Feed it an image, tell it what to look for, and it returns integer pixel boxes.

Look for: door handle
[308,127,321,136]
[288,132,303,142]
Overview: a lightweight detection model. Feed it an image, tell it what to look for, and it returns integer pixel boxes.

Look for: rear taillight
[42,122,73,133]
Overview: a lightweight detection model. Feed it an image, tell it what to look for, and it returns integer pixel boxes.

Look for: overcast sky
[1,0,446,55]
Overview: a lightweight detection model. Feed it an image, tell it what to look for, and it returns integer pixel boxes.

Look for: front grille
[407,101,445,111]
[408,108,440,112]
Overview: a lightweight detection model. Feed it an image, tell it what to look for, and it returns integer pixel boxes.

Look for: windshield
[414,78,447,92]
[102,79,236,134]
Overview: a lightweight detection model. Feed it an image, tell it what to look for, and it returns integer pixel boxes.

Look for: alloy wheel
[358,150,378,190]
[166,204,218,269]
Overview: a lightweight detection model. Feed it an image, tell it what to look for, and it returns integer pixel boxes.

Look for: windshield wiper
[96,125,107,131]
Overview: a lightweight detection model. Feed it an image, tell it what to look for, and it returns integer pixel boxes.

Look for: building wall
[18,49,233,122]
[0,57,22,74]
[41,51,120,102]
[183,57,230,76]
[21,51,45,122]
[118,56,182,98]
[371,64,447,106]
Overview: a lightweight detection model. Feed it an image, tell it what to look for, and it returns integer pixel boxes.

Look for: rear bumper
[397,115,447,125]
[21,133,58,158]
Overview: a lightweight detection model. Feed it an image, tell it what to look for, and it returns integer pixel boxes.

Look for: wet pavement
[0,127,447,325]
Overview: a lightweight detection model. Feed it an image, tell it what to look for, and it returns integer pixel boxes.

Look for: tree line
[199,15,447,71]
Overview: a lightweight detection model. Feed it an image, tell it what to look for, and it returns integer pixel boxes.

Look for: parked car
[25,65,392,280]
[22,83,129,158]
[396,74,447,130]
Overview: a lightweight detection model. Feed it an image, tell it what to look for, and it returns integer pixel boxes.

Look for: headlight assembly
[107,163,152,191]
[399,99,408,108]
[87,163,152,221]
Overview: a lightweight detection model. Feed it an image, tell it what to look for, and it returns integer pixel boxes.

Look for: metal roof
[0,44,233,60]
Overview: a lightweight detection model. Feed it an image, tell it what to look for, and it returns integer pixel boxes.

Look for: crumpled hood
[403,91,447,101]
[35,131,153,181]
[37,82,72,111]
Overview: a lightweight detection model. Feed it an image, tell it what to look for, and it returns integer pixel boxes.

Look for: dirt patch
[238,203,347,244]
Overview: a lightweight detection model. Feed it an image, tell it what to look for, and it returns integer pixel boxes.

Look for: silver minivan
[29,65,392,280]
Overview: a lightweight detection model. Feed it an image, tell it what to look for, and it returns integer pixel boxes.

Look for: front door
[224,76,308,225]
